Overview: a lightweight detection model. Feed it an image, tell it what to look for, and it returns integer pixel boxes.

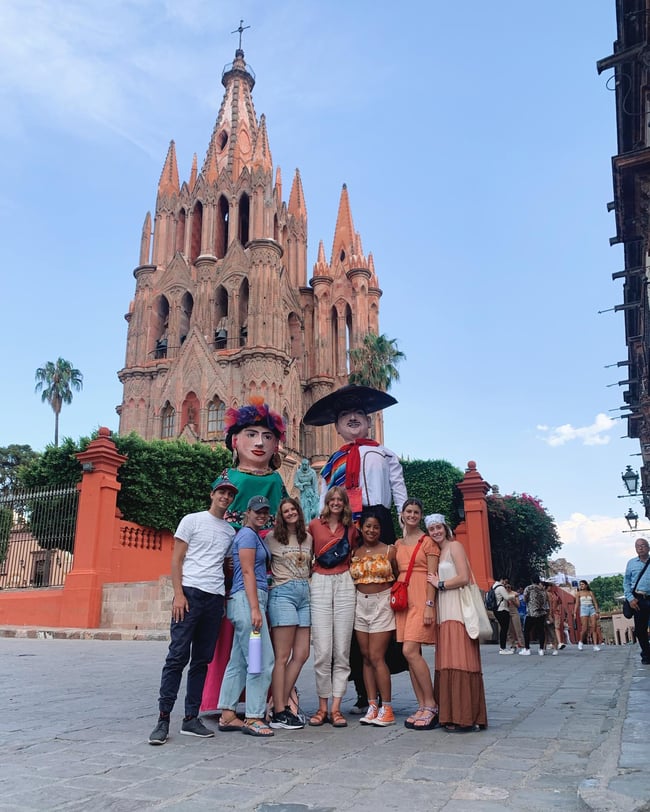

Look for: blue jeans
[158,586,225,717]
[218,588,275,718]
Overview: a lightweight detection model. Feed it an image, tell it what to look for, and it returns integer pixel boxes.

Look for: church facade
[116,46,384,476]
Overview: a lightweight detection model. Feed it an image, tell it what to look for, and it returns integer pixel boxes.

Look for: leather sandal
[308,708,329,727]
[218,712,244,732]
[330,710,348,728]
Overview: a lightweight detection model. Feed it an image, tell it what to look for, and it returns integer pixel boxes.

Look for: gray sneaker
[148,717,169,745]
[180,716,214,738]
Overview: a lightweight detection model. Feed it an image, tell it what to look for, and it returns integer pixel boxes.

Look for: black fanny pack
[316,527,350,569]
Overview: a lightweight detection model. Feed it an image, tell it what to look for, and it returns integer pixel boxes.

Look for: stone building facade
[116,46,384,476]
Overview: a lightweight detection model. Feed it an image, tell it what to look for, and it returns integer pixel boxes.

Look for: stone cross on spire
[231,19,250,51]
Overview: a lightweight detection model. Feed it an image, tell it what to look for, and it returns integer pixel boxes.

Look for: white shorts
[354,589,396,633]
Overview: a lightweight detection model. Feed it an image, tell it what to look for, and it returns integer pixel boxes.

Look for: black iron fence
[0,485,79,589]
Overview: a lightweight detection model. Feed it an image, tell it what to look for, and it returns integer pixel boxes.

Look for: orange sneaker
[371,705,395,726]
[359,703,379,725]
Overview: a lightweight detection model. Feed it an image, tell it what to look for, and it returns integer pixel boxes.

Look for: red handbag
[390,537,424,611]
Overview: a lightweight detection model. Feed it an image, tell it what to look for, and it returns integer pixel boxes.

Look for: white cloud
[556,512,637,577]
[536,413,615,447]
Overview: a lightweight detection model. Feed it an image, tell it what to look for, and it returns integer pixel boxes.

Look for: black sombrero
[302,384,398,427]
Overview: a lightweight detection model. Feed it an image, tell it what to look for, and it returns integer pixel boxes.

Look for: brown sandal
[308,708,329,727]
[330,710,348,728]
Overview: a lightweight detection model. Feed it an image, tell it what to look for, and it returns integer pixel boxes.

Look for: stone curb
[0,625,169,641]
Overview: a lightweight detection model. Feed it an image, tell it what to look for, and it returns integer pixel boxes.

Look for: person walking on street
[575,580,601,652]
[148,475,238,745]
[519,575,547,656]
[624,537,650,665]
[492,578,513,655]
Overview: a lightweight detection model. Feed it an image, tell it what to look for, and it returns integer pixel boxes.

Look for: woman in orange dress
[394,498,440,730]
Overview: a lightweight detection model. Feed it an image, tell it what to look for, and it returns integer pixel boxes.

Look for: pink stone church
[116,44,385,480]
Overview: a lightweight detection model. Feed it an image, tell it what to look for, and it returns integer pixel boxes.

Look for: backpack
[484,587,498,612]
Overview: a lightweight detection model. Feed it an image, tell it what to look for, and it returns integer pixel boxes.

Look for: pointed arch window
[190,201,203,262]
[215,195,229,258]
[176,209,187,255]
[207,398,226,437]
[181,392,200,429]
[180,292,193,345]
[152,295,170,358]
[238,192,250,246]
[161,403,175,439]
[214,285,229,349]
[239,278,249,347]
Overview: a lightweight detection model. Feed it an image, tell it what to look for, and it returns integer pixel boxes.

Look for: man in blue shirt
[623,538,650,665]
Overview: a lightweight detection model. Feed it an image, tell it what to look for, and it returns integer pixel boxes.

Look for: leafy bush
[19,433,231,532]
[487,493,561,586]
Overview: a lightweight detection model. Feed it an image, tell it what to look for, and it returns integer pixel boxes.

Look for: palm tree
[34,358,83,447]
[348,332,405,391]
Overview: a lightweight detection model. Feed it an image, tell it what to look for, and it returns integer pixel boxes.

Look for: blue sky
[0,1,639,576]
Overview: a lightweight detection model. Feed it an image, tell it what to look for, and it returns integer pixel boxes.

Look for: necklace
[237,466,272,476]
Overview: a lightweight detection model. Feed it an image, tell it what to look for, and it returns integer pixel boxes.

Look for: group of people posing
[148,386,487,745]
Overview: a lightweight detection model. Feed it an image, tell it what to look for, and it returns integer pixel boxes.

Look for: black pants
[158,586,224,717]
[633,594,650,661]
[495,609,510,649]
[524,615,545,650]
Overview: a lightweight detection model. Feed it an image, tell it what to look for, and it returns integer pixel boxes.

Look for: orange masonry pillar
[59,428,127,628]
[456,461,493,591]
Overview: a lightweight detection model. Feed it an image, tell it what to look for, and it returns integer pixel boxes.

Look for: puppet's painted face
[335,409,370,442]
[233,426,278,470]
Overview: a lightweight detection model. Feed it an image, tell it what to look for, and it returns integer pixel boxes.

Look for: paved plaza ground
[1,634,649,811]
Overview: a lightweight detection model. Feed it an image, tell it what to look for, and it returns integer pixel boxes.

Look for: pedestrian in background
[519,575,547,656]
[624,537,650,665]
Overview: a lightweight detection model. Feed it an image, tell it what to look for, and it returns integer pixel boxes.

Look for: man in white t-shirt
[148,474,237,745]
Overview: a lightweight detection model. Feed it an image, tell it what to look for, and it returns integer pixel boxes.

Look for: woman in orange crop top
[350,508,398,726]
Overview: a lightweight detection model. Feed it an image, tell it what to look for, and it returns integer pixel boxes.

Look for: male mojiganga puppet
[303,384,407,544]
[200,398,287,713]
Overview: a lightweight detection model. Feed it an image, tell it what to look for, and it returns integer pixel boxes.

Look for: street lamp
[622,465,640,495]
[625,508,639,531]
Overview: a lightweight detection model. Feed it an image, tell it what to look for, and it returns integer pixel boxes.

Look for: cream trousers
[310,570,356,698]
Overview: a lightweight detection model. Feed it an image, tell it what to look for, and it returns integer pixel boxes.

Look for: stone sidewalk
[0,633,648,811]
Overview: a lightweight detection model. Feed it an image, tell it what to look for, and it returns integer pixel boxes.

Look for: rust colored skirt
[433,618,487,729]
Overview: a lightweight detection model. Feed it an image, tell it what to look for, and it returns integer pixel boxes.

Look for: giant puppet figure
[200,398,287,713]
[303,384,408,713]
[303,384,407,544]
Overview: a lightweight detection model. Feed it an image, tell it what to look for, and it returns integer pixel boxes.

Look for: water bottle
[248,630,262,674]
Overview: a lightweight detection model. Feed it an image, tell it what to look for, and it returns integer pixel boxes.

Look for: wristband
[438,581,445,591]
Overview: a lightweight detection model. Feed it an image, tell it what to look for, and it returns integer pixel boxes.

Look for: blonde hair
[320,486,353,526]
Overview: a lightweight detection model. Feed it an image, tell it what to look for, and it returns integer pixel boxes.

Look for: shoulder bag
[315,526,350,569]
[390,536,425,611]
[458,564,493,641]
[623,558,650,618]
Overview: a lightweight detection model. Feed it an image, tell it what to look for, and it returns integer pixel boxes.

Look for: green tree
[589,574,624,612]
[34,358,83,447]
[0,444,39,493]
[401,458,464,526]
[487,493,561,587]
[19,433,231,532]
[348,333,405,391]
